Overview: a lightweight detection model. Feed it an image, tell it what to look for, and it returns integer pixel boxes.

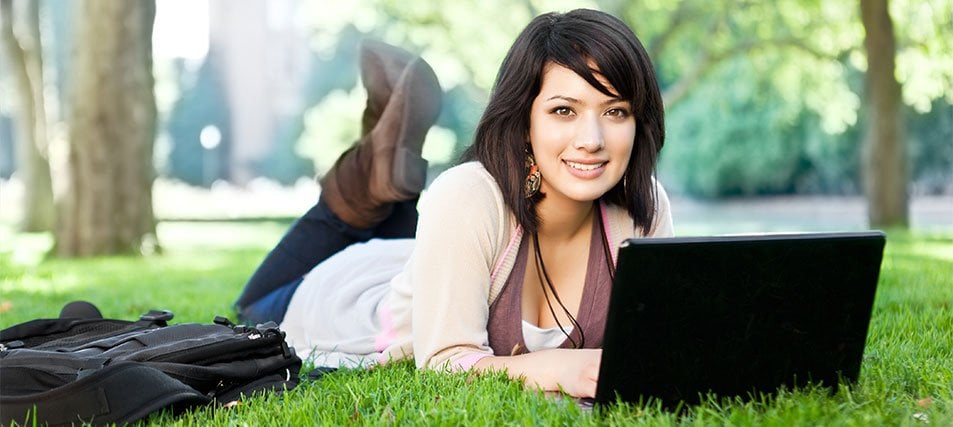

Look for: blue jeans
[235,197,418,325]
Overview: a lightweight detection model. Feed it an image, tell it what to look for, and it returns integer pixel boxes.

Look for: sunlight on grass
[892,236,953,262]
[1,272,87,293]
[157,220,290,251]
[0,221,284,324]
[877,232,953,311]
[0,225,53,267]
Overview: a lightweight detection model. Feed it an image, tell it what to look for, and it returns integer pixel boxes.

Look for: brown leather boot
[320,42,442,229]
[359,40,415,137]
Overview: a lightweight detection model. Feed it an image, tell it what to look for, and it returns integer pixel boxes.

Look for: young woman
[234,8,673,399]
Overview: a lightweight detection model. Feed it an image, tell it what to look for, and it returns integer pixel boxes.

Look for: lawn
[1,221,951,425]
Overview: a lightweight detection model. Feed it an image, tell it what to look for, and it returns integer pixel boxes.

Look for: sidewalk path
[672,195,952,235]
[1,178,950,234]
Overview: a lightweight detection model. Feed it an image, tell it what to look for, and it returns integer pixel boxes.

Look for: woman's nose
[573,115,605,152]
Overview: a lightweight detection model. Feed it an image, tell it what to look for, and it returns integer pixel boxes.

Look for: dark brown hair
[461,8,665,235]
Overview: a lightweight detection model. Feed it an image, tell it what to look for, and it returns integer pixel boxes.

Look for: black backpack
[0,303,302,426]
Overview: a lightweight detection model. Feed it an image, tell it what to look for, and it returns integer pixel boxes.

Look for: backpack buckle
[213,316,236,327]
[139,310,174,323]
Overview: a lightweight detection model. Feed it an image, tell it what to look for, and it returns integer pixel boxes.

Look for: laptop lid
[594,231,886,407]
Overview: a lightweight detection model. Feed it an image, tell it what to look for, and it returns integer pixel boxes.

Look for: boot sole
[359,40,416,135]
[370,56,442,199]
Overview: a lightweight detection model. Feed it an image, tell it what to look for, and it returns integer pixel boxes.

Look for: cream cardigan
[378,161,674,371]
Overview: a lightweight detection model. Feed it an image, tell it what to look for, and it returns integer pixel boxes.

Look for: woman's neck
[535,197,596,241]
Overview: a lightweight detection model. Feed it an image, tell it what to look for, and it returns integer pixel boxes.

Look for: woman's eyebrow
[545,95,580,103]
[544,95,628,107]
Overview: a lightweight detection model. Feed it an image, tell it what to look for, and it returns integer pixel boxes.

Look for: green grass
[1,222,951,426]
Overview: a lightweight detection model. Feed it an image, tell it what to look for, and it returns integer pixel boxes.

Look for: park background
[0,1,952,425]
[1,0,951,256]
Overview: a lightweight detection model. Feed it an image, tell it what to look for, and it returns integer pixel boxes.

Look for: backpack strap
[0,361,210,426]
[0,309,174,350]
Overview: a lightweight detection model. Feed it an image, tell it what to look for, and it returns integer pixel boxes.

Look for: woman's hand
[473,348,602,398]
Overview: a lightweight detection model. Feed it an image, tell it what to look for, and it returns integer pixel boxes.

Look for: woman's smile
[563,159,608,177]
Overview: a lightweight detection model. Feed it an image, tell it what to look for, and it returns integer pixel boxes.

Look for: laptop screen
[595,231,886,406]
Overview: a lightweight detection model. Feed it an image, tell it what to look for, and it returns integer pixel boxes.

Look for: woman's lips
[564,160,607,179]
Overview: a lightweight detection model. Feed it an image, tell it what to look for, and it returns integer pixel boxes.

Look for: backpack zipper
[0,340,24,351]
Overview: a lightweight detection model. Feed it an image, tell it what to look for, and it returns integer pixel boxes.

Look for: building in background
[157,0,313,186]
[209,0,311,184]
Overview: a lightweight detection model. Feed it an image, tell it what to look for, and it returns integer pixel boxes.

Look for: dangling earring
[524,149,541,198]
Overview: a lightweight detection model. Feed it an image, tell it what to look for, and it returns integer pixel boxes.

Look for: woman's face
[528,62,635,206]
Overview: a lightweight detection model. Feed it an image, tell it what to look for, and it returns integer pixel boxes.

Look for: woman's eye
[606,108,630,118]
[552,107,573,116]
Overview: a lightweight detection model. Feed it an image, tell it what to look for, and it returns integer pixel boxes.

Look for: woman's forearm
[472,348,602,398]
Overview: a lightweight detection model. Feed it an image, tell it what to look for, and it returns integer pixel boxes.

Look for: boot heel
[392,147,428,197]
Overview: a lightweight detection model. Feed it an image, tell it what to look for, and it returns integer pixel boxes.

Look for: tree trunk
[860,0,908,228]
[56,0,158,256]
[0,0,55,232]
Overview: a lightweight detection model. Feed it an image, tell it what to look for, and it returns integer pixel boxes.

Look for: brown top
[486,213,613,356]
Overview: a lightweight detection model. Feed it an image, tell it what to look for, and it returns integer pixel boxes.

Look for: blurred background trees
[860,0,907,227]
[1,0,53,232]
[54,0,158,256]
[0,0,950,256]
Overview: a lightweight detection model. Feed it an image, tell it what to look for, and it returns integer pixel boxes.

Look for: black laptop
[593,231,886,407]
